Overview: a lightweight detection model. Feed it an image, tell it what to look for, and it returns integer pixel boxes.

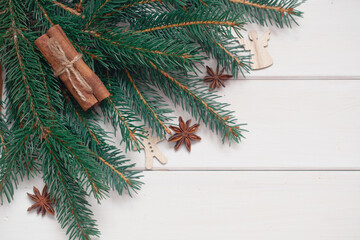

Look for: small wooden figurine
[238,30,273,70]
[136,127,168,170]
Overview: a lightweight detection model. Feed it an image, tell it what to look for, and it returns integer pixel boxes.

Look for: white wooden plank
[2,171,360,240]
[205,0,360,78]
[246,0,360,77]
[124,80,360,170]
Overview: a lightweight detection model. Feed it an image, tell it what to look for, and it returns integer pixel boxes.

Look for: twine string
[48,38,92,101]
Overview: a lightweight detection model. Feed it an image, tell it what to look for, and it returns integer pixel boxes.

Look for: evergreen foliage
[0,0,304,239]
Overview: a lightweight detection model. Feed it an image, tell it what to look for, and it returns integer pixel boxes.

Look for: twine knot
[48,38,93,101]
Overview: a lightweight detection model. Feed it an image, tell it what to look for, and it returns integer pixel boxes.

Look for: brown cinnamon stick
[47,25,110,102]
[35,34,97,111]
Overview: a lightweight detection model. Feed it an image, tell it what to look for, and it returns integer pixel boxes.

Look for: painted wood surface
[230,0,360,78]
[2,172,360,240]
[1,1,360,239]
[125,80,360,170]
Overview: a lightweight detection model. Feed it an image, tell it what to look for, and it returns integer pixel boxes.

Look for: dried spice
[204,65,232,90]
[27,185,55,216]
[168,117,201,152]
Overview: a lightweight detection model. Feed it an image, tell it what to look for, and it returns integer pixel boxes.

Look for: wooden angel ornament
[135,128,168,170]
[238,30,273,70]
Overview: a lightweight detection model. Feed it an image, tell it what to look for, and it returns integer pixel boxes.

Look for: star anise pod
[27,185,55,216]
[168,117,201,152]
[204,65,232,90]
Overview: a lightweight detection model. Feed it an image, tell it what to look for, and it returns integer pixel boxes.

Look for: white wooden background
[2,0,360,239]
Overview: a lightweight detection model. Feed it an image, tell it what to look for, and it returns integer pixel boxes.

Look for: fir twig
[146,59,246,142]
[124,68,171,135]
[52,1,84,18]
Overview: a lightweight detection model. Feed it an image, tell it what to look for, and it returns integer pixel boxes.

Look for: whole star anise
[204,65,232,90]
[168,117,201,152]
[27,185,55,216]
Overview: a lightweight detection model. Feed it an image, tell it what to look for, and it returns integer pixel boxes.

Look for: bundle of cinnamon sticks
[35,25,110,111]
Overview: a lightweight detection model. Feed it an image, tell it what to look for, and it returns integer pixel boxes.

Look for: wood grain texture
[202,0,360,78]
[134,127,168,170]
[2,172,360,240]
[239,30,273,70]
[125,80,360,170]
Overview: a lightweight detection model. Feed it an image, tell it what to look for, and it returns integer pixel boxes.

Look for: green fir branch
[146,60,247,143]
[119,68,173,137]
[222,0,304,27]
[130,8,251,76]
[41,135,100,240]
[99,71,145,151]
[62,90,142,195]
